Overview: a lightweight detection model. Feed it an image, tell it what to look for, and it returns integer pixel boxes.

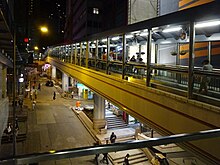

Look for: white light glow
[126,34,133,39]
[195,20,220,28]
[162,27,182,33]
[140,32,148,36]
[160,40,172,44]
[19,78,24,83]
[111,36,120,41]
[101,38,107,42]
[131,30,140,34]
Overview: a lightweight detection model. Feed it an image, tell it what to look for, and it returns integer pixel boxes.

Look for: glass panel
[72,44,76,64]
[151,22,190,94]
[194,19,220,101]
[125,29,147,80]
[81,42,86,67]
[88,40,96,68]
[97,38,107,70]
[76,43,80,65]
[109,35,123,74]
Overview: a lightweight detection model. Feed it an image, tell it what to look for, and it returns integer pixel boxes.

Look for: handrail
[1,129,220,164]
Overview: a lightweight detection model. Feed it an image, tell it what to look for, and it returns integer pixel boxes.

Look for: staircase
[106,116,128,129]
[109,149,150,165]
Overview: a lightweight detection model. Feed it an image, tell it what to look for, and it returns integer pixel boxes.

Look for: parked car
[46,80,54,87]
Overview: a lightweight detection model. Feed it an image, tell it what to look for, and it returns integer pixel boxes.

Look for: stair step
[107,125,128,129]
[107,123,127,127]
[107,120,126,124]
[115,156,148,165]
[129,157,149,165]
[106,117,123,120]
[114,153,147,163]
[107,119,125,123]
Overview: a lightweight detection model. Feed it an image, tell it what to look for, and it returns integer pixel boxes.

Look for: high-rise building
[65,0,215,43]
[64,0,128,42]
[15,0,66,61]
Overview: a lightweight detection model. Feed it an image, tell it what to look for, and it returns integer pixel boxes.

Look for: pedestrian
[53,91,56,100]
[15,116,19,136]
[101,153,109,164]
[34,89,37,99]
[199,59,213,94]
[123,154,130,165]
[38,83,41,91]
[110,132,117,144]
[18,99,23,110]
[5,123,12,141]
[30,90,33,100]
[71,91,74,99]
[94,141,100,165]
[32,100,36,110]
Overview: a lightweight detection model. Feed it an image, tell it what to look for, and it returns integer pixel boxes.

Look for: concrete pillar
[0,64,9,145]
[0,64,2,99]
[93,94,106,131]
[2,66,7,98]
[62,73,69,92]
[51,66,56,79]
[0,98,9,146]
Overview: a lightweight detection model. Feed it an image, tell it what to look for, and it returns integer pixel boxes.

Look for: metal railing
[1,129,220,165]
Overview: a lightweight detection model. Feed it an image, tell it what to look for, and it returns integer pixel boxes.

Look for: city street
[1,78,98,165]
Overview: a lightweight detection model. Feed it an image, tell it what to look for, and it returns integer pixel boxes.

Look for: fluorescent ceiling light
[101,38,107,42]
[195,20,220,28]
[131,30,140,34]
[140,32,148,36]
[160,40,172,44]
[162,27,182,33]
[111,36,120,41]
[126,34,133,38]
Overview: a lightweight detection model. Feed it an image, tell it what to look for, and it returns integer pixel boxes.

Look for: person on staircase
[110,132,117,144]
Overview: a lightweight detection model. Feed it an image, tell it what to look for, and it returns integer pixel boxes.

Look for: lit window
[93,8,99,14]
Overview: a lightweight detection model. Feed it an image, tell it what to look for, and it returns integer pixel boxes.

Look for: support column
[2,65,7,98]
[51,66,56,80]
[62,73,69,92]
[85,41,89,68]
[122,34,126,79]
[188,21,195,99]
[208,41,211,62]
[146,29,152,87]
[93,94,106,131]
[0,64,2,99]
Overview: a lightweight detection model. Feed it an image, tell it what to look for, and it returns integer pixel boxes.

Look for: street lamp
[40,26,48,33]
[34,46,39,50]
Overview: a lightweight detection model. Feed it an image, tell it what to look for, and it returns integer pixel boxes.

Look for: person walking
[123,154,130,165]
[101,153,109,164]
[38,83,41,91]
[5,123,12,141]
[71,91,74,99]
[15,116,19,136]
[110,132,117,144]
[199,59,213,94]
[32,100,36,110]
[53,91,56,100]
[94,141,100,165]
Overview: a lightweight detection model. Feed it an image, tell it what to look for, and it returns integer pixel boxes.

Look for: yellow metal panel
[47,57,220,163]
